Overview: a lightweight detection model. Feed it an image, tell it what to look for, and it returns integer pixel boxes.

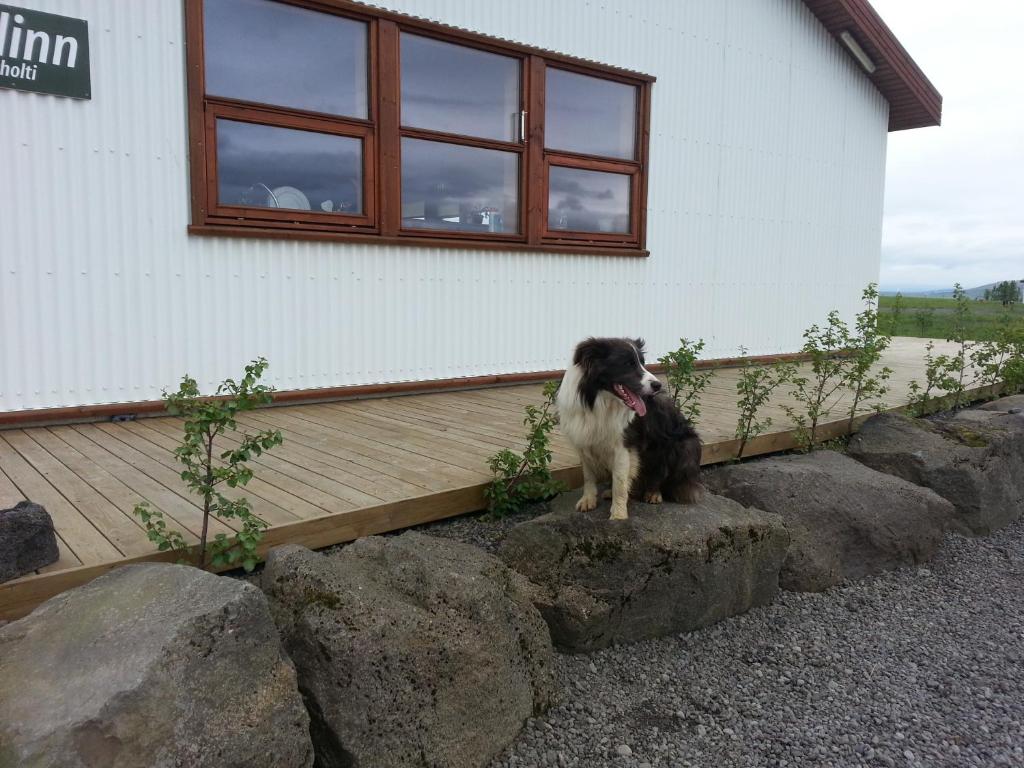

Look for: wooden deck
[0,337,987,619]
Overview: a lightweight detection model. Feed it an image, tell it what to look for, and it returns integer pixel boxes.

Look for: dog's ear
[573,337,608,370]
[633,338,647,358]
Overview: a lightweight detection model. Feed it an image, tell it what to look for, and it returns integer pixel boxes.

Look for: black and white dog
[556,337,702,520]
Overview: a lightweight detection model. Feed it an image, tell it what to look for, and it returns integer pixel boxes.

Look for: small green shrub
[907,341,960,416]
[887,292,905,335]
[132,358,283,572]
[485,380,565,517]
[943,283,980,409]
[844,284,893,432]
[971,313,1024,396]
[913,307,936,336]
[734,349,795,460]
[782,310,853,451]
[658,337,713,424]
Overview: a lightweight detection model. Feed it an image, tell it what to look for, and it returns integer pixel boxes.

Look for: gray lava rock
[262,533,556,768]
[497,492,790,652]
[0,501,59,583]
[706,450,955,592]
[848,410,1024,535]
[0,564,313,768]
[976,394,1024,413]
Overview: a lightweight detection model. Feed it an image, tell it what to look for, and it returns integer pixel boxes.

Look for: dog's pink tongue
[632,396,647,417]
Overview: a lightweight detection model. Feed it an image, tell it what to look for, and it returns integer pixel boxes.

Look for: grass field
[879,295,1023,341]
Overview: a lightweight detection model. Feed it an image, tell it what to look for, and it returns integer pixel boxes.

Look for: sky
[870,0,1024,292]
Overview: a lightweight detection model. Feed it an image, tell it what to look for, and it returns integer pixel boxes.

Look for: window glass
[401,138,518,233]
[204,0,368,118]
[548,166,631,234]
[401,34,520,142]
[217,120,363,214]
[545,69,636,159]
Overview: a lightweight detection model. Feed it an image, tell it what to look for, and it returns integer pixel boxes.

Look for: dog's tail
[671,433,704,504]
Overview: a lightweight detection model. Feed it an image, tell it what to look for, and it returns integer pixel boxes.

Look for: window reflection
[217,120,363,214]
[401,139,519,233]
[204,0,368,118]
[545,68,636,160]
[401,34,520,142]
[548,166,631,234]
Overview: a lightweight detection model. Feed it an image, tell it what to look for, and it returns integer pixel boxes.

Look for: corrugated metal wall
[0,0,888,412]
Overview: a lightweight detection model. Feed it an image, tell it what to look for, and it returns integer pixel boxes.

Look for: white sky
[870,0,1024,292]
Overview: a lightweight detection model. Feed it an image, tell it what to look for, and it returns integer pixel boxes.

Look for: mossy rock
[849,410,1024,535]
[498,491,789,652]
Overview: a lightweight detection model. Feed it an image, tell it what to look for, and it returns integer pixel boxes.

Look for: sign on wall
[0,4,90,99]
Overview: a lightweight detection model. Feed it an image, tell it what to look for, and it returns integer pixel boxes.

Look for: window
[186,0,653,254]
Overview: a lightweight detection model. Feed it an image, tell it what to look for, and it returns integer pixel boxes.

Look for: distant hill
[881,281,1021,299]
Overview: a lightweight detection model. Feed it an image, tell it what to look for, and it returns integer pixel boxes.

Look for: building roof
[803,0,942,131]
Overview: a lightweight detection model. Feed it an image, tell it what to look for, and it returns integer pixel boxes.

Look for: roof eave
[803,0,942,131]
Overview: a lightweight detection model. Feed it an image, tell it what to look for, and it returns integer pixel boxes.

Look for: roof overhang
[803,0,942,131]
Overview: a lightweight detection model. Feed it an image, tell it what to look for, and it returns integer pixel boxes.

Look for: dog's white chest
[557,367,634,473]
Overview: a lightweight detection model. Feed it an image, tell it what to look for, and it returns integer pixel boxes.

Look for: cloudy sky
[870,0,1024,292]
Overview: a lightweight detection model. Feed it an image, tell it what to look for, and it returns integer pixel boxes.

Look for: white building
[0,0,940,419]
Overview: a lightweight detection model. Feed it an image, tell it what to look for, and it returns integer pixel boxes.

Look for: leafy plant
[734,348,795,460]
[906,341,960,416]
[943,283,979,409]
[913,307,935,336]
[485,379,565,517]
[843,284,893,432]
[658,337,714,424]
[132,358,283,572]
[886,292,905,335]
[971,314,1024,395]
[782,310,854,451]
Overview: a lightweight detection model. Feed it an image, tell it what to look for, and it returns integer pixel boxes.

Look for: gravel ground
[472,518,1024,768]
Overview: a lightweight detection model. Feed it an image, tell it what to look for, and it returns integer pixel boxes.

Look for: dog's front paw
[609,502,629,520]
[642,491,663,504]
[575,494,599,512]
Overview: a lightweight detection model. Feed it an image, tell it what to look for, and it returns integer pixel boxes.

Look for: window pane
[204,0,367,118]
[548,166,631,234]
[401,34,520,142]
[545,69,636,159]
[401,139,519,233]
[217,120,363,214]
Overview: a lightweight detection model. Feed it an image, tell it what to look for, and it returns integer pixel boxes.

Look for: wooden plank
[94,422,309,526]
[297,404,491,475]
[0,466,24,507]
[327,398,521,453]
[313,403,503,473]
[250,407,473,487]
[231,416,428,499]
[3,431,152,557]
[0,435,121,564]
[29,428,202,546]
[52,426,235,539]
[139,419,375,512]
[143,417,399,506]
[361,394,575,449]
[238,409,452,493]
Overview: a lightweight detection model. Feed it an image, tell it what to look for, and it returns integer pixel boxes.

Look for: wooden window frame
[185,0,654,256]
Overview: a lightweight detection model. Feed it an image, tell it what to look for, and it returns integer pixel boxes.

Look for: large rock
[0,500,59,583]
[706,450,955,592]
[0,564,313,768]
[976,394,1024,413]
[497,492,790,652]
[848,410,1024,535]
[262,533,555,768]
